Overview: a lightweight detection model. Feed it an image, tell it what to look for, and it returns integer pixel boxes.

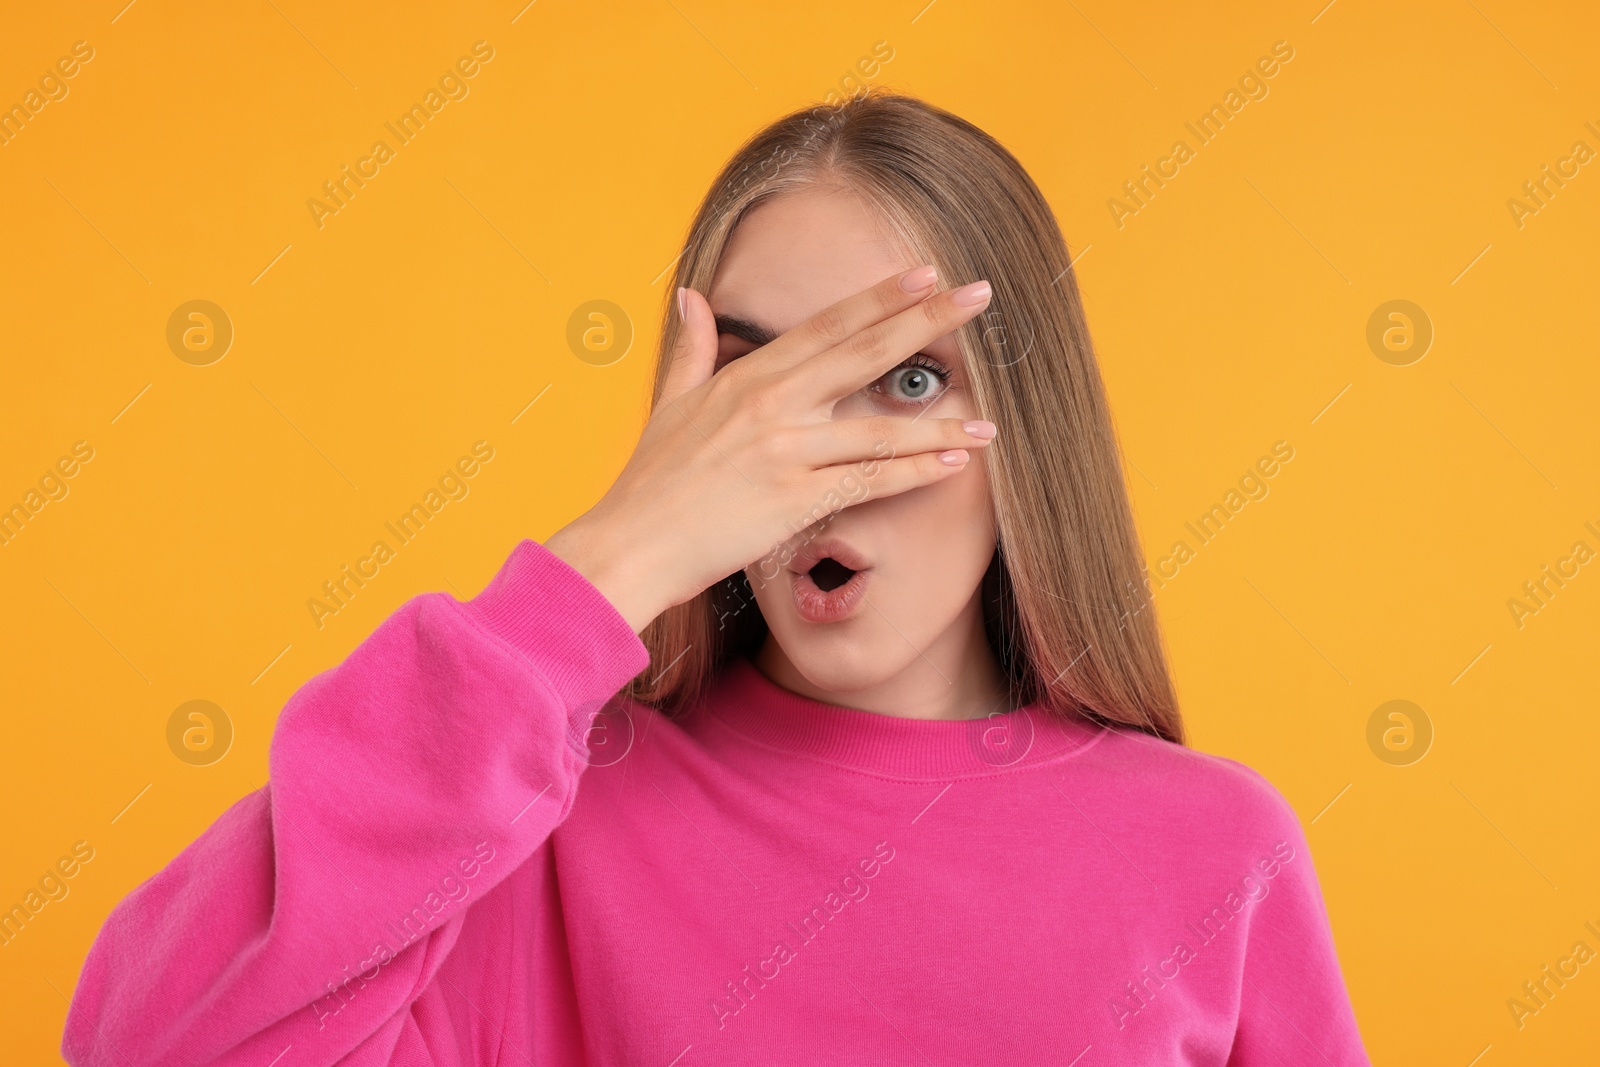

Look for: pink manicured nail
[899,265,938,292]
[938,449,969,465]
[963,420,997,439]
[676,286,687,319]
[952,281,992,306]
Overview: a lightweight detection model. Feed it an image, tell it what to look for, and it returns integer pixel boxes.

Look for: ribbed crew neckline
[696,656,1107,781]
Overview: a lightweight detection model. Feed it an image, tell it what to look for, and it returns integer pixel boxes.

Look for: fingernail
[952,281,992,306]
[676,286,687,320]
[962,420,997,439]
[900,265,938,292]
[938,449,969,465]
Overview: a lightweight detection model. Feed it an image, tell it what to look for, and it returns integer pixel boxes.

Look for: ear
[659,286,717,405]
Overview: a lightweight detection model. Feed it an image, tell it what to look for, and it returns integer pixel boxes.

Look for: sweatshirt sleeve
[62,538,649,1067]
[1226,773,1372,1067]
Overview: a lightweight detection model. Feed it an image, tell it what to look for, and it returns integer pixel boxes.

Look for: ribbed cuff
[462,538,650,709]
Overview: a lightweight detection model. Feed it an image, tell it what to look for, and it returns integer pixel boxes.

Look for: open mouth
[789,540,873,624]
[808,557,857,592]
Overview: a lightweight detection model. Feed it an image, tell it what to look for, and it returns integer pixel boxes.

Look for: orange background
[2,1,1597,1062]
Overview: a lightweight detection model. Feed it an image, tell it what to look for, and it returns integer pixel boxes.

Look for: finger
[751,264,942,375]
[798,415,997,468]
[791,280,992,407]
[807,446,976,510]
[659,286,717,405]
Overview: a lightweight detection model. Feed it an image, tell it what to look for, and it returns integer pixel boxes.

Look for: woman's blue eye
[877,359,950,403]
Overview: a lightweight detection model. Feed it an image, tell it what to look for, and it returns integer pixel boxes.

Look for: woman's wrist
[545,512,675,635]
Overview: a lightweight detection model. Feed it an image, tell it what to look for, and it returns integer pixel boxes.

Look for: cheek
[745,564,781,617]
[861,464,996,637]
[884,453,994,550]
[857,453,996,593]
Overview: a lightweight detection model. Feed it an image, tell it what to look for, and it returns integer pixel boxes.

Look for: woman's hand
[544,265,997,634]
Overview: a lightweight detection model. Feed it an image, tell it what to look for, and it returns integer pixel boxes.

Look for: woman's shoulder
[1080,724,1306,846]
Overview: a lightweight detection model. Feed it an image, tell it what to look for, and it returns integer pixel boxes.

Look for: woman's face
[708,184,1003,712]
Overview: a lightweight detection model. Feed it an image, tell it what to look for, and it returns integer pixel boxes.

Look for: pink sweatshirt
[64,538,1370,1066]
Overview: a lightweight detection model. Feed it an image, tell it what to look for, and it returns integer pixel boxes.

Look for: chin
[763,623,924,695]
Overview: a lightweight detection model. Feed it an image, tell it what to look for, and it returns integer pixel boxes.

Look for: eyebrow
[714,314,778,347]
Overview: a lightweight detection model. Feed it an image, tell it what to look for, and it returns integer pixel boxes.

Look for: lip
[787,537,874,624]
[786,537,873,577]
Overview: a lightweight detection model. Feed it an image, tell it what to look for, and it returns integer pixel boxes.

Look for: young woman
[65,90,1370,1065]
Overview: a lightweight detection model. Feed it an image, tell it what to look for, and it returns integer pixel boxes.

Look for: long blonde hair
[625,88,1184,745]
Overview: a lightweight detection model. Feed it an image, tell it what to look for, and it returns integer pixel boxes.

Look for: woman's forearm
[62,539,649,1067]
